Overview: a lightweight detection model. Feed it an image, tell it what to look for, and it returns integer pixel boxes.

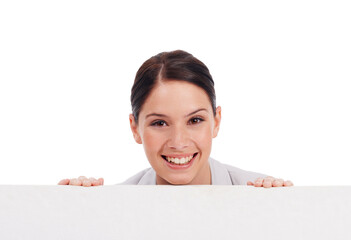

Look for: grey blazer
[120,157,268,185]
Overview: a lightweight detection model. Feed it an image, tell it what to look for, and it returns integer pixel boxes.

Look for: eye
[189,117,204,125]
[151,120,167,127]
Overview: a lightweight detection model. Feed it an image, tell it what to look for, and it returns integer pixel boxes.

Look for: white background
[0,0,350,186]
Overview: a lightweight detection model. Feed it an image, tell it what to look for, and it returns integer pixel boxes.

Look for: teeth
[165,154,195,165]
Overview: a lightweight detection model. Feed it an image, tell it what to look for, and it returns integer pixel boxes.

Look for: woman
[58,50,293,188]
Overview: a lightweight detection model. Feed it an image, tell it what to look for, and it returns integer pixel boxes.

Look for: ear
[129,114,142,144]
[212,106,221,138]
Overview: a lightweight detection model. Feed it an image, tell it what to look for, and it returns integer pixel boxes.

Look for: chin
[166,175,193,185]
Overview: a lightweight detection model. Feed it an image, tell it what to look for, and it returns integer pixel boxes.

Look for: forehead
[140,81,211,116]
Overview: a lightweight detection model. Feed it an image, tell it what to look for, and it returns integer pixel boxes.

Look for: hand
[247,176,293,188]
[58,176,104,187]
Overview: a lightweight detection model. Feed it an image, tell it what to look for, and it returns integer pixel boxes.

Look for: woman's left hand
[247,176,293,188]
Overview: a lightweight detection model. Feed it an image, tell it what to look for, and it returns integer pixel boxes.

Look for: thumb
[98,178,104,185]
[58,179,70,185]
[247,181,254,186]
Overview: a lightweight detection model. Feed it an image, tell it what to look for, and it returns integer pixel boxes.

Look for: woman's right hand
[58,176,104,187]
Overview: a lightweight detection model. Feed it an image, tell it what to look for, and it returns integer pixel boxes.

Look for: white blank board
[0,185,350,240]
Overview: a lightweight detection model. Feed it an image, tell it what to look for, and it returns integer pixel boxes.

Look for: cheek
[191,125,213,149]
[191,124,212,151]
[142,129,165,154]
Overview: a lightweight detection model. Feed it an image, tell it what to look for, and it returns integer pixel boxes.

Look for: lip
[161,152,198,170]
[162,153,196,158]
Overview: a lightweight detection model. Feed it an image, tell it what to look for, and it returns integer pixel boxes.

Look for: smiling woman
[58,50,293,187]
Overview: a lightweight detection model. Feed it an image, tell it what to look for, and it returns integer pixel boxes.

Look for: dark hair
[131,50,216,125]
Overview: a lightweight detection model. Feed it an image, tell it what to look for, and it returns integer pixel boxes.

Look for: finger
[265,176,275,181]
[69,178,82,186]
[58,179,70,185]
[272,179,284,187]
[82,179,92,187]
[89,177,99,186]
[283,180,294,187]
[263,178,273,188]
[254,178,264,187]
[78,176,88,182]
[247,181,254,186]
[92,180,99,186]
[89,177,97,182]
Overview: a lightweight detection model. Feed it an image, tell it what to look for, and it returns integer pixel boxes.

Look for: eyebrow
[145,108,208,119]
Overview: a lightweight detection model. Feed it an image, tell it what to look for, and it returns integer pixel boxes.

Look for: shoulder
[226,163,268,185]
[210,158,268,185]
[118,167,156,185]
[118,168,151,185]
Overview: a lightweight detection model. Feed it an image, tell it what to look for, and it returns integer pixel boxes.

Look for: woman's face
[129,80,221,185]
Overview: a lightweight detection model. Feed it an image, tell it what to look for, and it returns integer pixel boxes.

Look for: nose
[167,125,189,150]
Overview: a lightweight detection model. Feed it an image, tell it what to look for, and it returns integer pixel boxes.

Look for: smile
[161,153,198,165]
